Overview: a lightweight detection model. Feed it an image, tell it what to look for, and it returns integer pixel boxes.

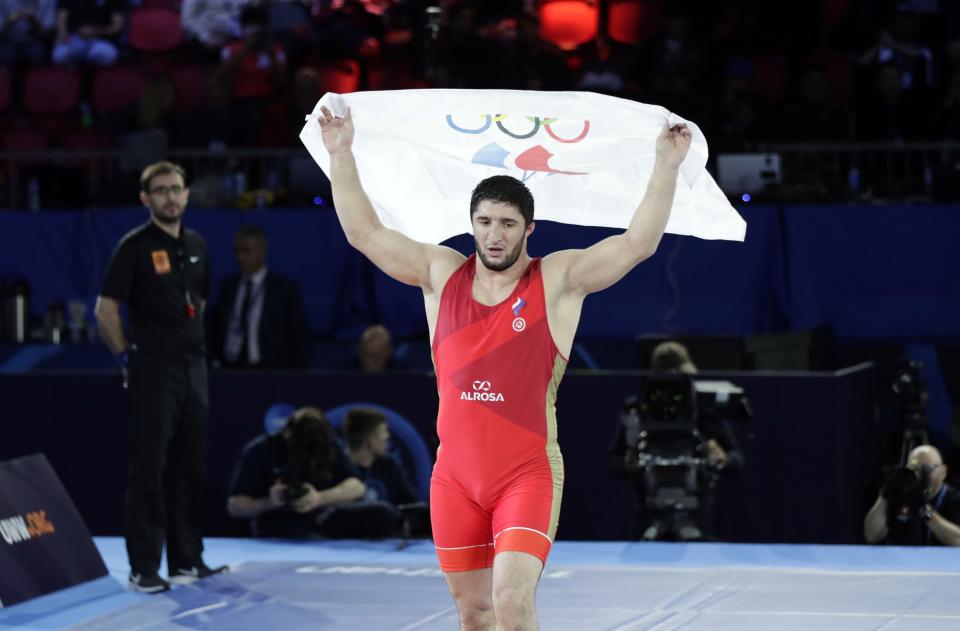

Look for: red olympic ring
[446,114,591,143]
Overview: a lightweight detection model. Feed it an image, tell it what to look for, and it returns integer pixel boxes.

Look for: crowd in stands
[1,0,960,204]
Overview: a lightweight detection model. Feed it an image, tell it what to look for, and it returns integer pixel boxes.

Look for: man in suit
[208,224,310,369]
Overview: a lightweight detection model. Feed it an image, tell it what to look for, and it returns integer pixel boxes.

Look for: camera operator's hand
[291,482,322,513]
[706,439,727,469]
[268,479,288,509]
[864,494,889,543]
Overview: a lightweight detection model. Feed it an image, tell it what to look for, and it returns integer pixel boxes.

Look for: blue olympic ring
[446,115,590,144]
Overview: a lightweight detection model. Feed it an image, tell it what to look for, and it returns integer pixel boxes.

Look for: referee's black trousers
[125,353,209,575]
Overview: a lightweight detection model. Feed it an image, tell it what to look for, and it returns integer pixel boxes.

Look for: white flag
[300,89,746,244]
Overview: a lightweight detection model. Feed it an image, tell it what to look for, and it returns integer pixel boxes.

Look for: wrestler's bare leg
[444,568,494,631]
[492,551,543,631]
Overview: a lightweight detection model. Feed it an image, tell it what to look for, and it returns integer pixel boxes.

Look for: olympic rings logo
[445,114,593,180]
[446,115,591,144]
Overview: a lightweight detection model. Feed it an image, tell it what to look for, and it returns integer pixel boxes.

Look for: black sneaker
[169,562,229,584]
[129,572,171,594]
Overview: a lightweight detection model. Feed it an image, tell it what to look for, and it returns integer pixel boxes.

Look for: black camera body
[283,484,308,503]
[881,465,930,545]
[274,462,309,504]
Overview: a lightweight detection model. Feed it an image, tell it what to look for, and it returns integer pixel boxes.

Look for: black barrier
[0,365,878,545]
[0,454,107,608]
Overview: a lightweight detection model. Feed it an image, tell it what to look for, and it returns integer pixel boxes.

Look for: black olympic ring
[446,114,590,143]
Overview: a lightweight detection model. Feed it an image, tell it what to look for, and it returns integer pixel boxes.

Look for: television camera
[622,372,751,541]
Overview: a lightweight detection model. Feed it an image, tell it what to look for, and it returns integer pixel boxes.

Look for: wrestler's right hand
[318,105,354,155]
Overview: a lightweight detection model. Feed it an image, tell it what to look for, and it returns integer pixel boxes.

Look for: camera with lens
[891,359,929,463]
[275,464,309,504]
[880,464,931,545]
[282,482,308,503]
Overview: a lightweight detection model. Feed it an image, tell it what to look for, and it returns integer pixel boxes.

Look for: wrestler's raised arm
[318,106,463,291]
[545,123,692,297]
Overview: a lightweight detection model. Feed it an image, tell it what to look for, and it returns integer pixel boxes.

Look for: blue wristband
[116,349,130,369]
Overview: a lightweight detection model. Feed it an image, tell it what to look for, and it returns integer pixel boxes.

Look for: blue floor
[2,538,959,630]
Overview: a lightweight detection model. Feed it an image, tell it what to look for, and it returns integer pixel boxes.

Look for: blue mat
[2,538,959,630]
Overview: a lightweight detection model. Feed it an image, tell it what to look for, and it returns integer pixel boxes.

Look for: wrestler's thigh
[491,474,559,563]
[431,477,495,572]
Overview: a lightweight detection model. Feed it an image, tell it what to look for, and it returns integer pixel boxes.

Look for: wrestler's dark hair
[469,175,534,227]
[140,161,187,193]
[284,406,336,482]
[342,407,388,450]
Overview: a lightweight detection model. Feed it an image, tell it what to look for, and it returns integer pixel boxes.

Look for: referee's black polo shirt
[101,221,210,356]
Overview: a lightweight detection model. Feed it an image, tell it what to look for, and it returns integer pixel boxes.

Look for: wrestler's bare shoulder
[424,245,467,297]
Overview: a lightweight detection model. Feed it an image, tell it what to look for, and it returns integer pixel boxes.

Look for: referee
[95,161,226,593]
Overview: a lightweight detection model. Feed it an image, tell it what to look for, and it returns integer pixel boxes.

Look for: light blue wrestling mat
[2,538,959,630]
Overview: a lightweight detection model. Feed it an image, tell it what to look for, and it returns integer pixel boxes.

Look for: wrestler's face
[472,201,534,272]
[141,172,189,225]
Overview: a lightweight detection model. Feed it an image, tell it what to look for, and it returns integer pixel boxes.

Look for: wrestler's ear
[525,221,535,238]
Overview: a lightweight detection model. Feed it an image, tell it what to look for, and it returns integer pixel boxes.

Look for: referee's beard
[150,204,184,225]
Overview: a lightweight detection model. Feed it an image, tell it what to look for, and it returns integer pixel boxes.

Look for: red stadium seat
[810,53,853,104]
[60,127,115,151]
[171,64,208,111]
[23,66,81,115]
[61,128,117,181]
[139,0,181,9]
[752,55,789,104]
[539,0,598,51]
[314,60,361,94]
[607,0,661,46]
[1,130,49,182]
[129,8,184,53]
[2,129,48,152]
[0,68,10,112]
[92,66,149,114]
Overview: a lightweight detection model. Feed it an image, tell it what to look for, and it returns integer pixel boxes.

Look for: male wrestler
[317,105,691,630]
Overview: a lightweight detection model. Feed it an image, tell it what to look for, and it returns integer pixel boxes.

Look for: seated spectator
[311,0,383,62]
[207,224,311,370]
[342,407,417,508]
[776,65,851,142]
[0,0,56,68]
[856,61,932,142]
[940,38,960,140]
[0,0,56,118]
[864,445,960,546]
[111,74,178,138]
[855,10,934,92]
[51,0,123,67]
[339,324,407,373]
[181,0,252,57]
[172,72,231,150]
[227,406,365,538]
[217,4,288,146]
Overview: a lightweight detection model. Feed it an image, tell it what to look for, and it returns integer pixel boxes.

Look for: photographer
[217,4,288,147]
[610,341,744,540]
[864,445,960,546]
[227,406,365,538]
